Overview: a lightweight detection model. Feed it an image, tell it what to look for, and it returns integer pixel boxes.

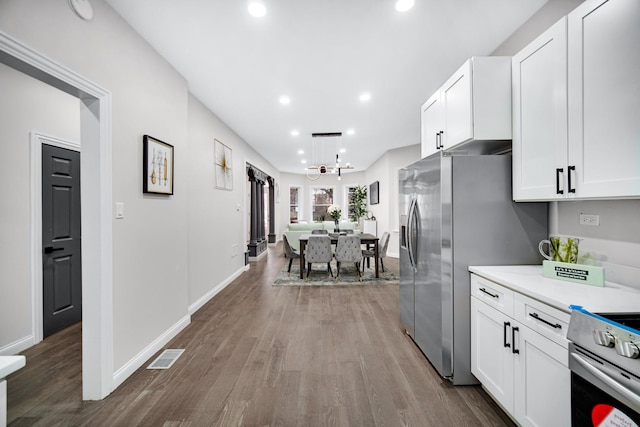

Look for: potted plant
[352,185,368,226]
[327,204,342,231]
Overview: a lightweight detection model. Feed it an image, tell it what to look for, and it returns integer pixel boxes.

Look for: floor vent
[147,349,184,370]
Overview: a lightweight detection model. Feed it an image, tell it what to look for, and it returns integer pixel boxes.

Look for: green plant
[352,185,368,223]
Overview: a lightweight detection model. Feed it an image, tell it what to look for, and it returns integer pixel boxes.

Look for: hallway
[7,243,513,426]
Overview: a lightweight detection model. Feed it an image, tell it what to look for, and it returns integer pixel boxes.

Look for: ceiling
[105,0,547,175]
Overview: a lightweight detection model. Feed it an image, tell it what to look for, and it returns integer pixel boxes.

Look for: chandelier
[305,132,354,181]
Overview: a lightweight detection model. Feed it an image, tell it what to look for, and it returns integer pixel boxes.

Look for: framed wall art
[215,139,233,190]
[143,135,174,195]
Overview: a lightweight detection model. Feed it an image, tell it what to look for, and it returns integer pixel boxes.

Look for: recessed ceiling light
[291,130,299,136]
[301,159,307,164]
[298,150,304,154]
[359,92,371,102]
[248,1,266,17]
[340,148,346,153]
[395,0,414,12]
[346,129,355,135]
[279,95,291,105]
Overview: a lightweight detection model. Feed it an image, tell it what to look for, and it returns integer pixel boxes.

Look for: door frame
[31,133,81,343]
[1,30,113,400]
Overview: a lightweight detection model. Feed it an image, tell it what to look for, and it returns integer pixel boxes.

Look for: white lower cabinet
[471,274,571,426]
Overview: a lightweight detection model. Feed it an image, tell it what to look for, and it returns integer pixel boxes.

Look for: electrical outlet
[579,213,600,226]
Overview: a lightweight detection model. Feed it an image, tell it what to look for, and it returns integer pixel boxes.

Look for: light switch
[116,202,125,219]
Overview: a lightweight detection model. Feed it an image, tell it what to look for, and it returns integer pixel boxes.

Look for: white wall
[187,94,279,308]
[0,0,279,386]
[365,145,421,257]
[0,63,81,353]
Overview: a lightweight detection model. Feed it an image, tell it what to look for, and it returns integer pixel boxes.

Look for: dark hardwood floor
[7,243,514,426]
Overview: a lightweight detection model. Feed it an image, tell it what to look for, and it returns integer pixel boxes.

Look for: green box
[542,260,605,287]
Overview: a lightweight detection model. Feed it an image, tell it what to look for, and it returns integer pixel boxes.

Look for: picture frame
[215,139,233,190]
[143,135,174,195]
[369,180,379,205]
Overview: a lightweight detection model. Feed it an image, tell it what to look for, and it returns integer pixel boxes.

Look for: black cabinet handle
[568,165,576,193]
[435,132,440,150]
[439,131,444,149]
[503,321,511,348]
[556,168,564,194]
[529,312,561,329]
[44,246,64,254]
[479,287,498,299]
[512,326,520,354]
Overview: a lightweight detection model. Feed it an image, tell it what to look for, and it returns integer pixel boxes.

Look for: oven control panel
[615,337,640,359]
[593,330,615,347]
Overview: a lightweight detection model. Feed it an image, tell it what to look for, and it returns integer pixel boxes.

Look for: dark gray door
[42,144,82,337]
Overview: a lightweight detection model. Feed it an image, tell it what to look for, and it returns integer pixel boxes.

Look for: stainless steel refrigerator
[399,152,547,385]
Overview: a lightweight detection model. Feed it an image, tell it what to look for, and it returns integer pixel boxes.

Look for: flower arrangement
[327,204,342,224]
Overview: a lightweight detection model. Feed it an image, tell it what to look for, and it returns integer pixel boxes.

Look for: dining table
[298,233,380,279]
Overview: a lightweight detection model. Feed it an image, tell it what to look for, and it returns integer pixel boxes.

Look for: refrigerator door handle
[406,197,417,270]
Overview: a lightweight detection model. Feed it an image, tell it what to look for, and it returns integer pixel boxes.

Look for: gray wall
[0,63,81,350]
[0,0,280,378]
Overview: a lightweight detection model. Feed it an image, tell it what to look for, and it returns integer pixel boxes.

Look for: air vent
[311,132,342,138]
[147,349,184,370]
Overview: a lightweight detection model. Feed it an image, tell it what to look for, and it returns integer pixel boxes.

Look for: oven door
[570,344,640,426]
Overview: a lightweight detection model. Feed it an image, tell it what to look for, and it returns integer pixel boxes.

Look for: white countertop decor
[469,265,640,314]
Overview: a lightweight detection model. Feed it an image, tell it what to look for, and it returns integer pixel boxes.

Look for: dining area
[280,231,391,284]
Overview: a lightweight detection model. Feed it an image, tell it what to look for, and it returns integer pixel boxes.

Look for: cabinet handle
[555,168,564,194]
[503,321,511,348]
[512,326,520,354]
[437,131,444,149]
[529,312,562,329]
[568,165,576,193]
[479,287,498,299]
[435,132,440,150]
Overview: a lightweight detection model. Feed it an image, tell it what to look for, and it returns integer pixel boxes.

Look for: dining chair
[305,235,333,280]
[362,231,390,273]
[335,235,362,281]
[282,234,300,275]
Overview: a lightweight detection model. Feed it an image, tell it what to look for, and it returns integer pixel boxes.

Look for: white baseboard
[188,265,248,316]
[0,335,35,356]
[111,314,191,391]
[387,250,399,259]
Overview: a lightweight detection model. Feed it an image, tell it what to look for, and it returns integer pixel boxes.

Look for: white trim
[188,266,248,316]
[30,132,81,346]
[111,315,191,391]
[0,30,114,400]
[0,335,35,357]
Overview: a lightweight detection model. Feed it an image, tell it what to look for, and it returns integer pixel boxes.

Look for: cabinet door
[568,0,640,198]
[441,60,473,149]
[470,297,514,412]
[512,18,568,201]
[513,323,571,427]
[421,91,443,158]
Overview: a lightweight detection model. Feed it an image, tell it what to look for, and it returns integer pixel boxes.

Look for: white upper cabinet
[567,0,640,198]
[421,57,512,159]
[512,18,568,201]
[513,0,640,200]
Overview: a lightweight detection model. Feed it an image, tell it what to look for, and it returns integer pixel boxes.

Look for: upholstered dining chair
[305,235,333,280]
[362,231,390,273]
[282,234,300,275]
[335,235,362,280]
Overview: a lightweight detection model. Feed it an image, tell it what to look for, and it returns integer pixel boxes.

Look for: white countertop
[469,265,640,314]
[0,356,26,380]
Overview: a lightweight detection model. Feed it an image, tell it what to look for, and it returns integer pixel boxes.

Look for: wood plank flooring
[7,243,514,426]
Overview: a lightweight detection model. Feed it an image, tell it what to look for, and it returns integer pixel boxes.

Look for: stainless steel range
[567,305,640,426]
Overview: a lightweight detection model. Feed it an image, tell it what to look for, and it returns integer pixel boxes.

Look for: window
[289,186,302,222]
[311,186,334,222]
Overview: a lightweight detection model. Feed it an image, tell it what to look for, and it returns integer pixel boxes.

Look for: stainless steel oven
[567,306,640,426]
